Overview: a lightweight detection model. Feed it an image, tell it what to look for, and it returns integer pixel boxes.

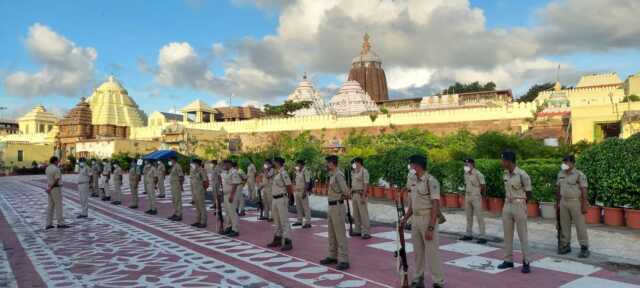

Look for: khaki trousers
[294,190,311,224]
[327,203,349,263]
[193,187,206,225]
[130,181,139,206]
[78,183,90,216]
[465,195,486,238]
[262,189,272,219]
[559,199,589,247]
[157,176,166,197]
[92,175,99,194]
[98,176,108,198]
[234,185,245,211]
[113,181,122,202]
[145,181,156,210]
[351,192,370,235]
[272,196,291,239]
[211,180,221,203]
[502,202,529,262]
[171,181,183,217]
[411,211,444,285]
[46,187,64,226]
[223,193,239,232]
[247,179,256,201]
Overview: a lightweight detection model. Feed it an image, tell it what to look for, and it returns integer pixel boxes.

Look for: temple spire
[360,33,371,55]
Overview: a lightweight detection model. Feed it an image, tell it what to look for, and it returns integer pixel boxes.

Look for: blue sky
[1,0,639,119]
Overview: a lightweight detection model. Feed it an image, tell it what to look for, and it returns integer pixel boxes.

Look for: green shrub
[430,160,464,194]
[380,146,424,187]
[474,159,504,198]
[520,163,558,202]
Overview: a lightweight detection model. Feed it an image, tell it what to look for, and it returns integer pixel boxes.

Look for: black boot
[578,246,590,258]
[267,236,282,247]
[521,262,531,274]
[459,235,473,241]
[497,261,514,269]
[410,276,425,288]
[558,245,571,255]
[281,238,293,251]
[319,257,337,265]
[336,262,349,270]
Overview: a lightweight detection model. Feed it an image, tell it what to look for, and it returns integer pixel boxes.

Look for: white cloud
[4,23,97,97]
[212,100,228,108]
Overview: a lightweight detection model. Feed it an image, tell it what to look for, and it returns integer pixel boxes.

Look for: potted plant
[625,206,640,229]
[537,193,556,220]
[386,186,398,201]
[458,192,466,208]
[527,199,540,218]
[443,192,459,208]
[373,186,385,198]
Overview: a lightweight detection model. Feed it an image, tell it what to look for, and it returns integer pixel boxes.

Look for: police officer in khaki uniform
[190,159,208,228]
[350,157,371,239]
[459,158,487,244]
[247,162,257,202]
[129,160,141,209]
[556,155,590,258]
[77,157,91,218]
[498,150,531,273]
[210,160,223,209]
[111,162,123,205]
[259,160,274,221]
[267,157,294,251]
[100,159,112,201]
[156,161,167,198]
[167,156,185,221]
[45,156,68,229]
[292,159,312,228]
[232,161,247,216]
[320,155,350,271]
[401,155,444,288]
[143,160,158,215]
[221,159,241,236]
[91,160,100,197]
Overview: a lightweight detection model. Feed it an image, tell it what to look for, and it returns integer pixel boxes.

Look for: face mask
[561,163,570,171]
[295,166,300,171]
[464,166,471,173]
[190,163,196,170]
[409,169,416,175]
[79,162,85,167]
[352,163,357,169]
[168,161,173,166]
[137,159,143,166]
[263,164,269,169]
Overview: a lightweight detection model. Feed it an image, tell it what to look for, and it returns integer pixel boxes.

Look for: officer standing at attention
[156,160,167,198]
[247,161,257,202]
[129,160,141,209]
[208,160,222,210]
[350,157,371,239]
[459,158,487,244]
[91,159,100,197]
[401,155,444,288]
[267,157,294,251]
[292,159,312,228]
[190,159,208,228]
[168,156,185,221]
[76,157,91,218]
[100,159,112,201]
[111,162,123,205]
[232,161,247,216]
[45,156,68,229]
[259,160,274,221]
[143,160,158,215]
[498,150,531,273]
[320,155,350,271]
[221,159,241,236]
[556,155,590,258]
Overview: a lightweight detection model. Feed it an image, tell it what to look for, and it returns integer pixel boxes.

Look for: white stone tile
[371,230,411,241]
[314,232,351,238]
[446,256,520,274]
[367,241,413,253]
[531,257,601,276]
[439,242,499,256]
[560,277,640,288]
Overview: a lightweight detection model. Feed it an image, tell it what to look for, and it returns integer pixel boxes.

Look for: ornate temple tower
[348,33,389,102]
[286,74,327,117]
[57,98,93,158]
[328,80,380,116]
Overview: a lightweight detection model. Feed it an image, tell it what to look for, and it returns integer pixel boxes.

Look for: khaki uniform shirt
[351,167,369,191]
[102,163,111,176]
[261,169,274,193]
[113,166,123,184]
[92,164,101,177]
[557,169,588,199]
[272,168,292,196]
[143,164,156,184]
[129,165,140,183]
[190,166,207,192]
[294,167,311,191]
[78,165,91,184]
[503,167,532,200]
[408,173,440,211]
[464,169,485,197]
[157,163,166,178]
[247,164,256,179]
[46,164,62,188]
[328,170,349,201]
[221,169,242,194]
[170,164,184,184]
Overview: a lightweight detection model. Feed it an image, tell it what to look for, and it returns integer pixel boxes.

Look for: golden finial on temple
[361,33,371,55]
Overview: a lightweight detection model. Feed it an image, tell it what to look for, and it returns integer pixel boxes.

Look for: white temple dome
[86,75,146,127]
[328,80,379,116]
[286,75,327,117]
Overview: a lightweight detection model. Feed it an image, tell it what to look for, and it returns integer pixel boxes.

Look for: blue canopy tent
[142,150,179,160]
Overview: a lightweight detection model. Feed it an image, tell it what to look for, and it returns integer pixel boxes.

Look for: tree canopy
[442,81,496,94]
[621,95,640,103]
[517,82,555,102]
[264,100,313,117]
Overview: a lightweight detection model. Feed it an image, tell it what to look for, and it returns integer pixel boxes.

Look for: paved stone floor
[1,175,639,288]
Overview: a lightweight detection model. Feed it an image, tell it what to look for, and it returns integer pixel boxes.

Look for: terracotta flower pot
[385,188,397,200]
[458,194,466,207]
[482,197,490,211]
[488,197,504,214]
[401,189,409,202]
[603,207,625,226]
[624,208,640,229]
[585,206,602,224]
[373,186,385,198]
[444,193,459,208]
[527,201,540,218]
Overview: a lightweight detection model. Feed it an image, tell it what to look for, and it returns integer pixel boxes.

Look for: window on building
[594,122,621,142]
[39,124,44,133]
[17,150,23,162]
[48,125,52,132]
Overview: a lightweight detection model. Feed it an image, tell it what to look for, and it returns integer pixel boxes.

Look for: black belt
[351,189,364,194]
[328,200,344,206]
[273,194,286,199]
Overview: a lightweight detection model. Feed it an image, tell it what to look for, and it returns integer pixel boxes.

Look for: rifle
[345,195,354,235]
[555,202,562,251]
[216,184,224,234]
[394,193,410,288]
[257,186,264,220]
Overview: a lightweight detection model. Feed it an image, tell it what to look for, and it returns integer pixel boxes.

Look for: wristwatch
[427,226,435,231]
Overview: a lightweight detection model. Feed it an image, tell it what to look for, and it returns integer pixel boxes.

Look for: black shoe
[158,195,166,199]
[476,238,487,244]
[45,225,54,230]
[173,216,182,221]
[239,211,246,216]
[143,192,147,194]
[433,284,444,288]
[578,246,590,258]
[302,223,312,229]
[267,236,282,247]
[191,222,200,227]
[168,215,177,220]
[101,197,108,201]
[222,227,232,235]
[145,209,153,214]
[336,262,349,270]
[281,238,293,251]
[149,210,157,215]
[57,224,70,229]
[197,223,207,228]
[129,205,138,209]
[190,200,195,205]
[227,231,239,237]
[267,218,274,222]
[76,215,86,219]
[411,276,425,288]
[111,201,120,205]
[292,222,303,227]
[349,231,361,237]
[259,216,269,220]
[497,261,514,269]
[521,262,531,274]
[319,257,337,265]
[361,234,371,240]
[459,235,473,241]
[91,193,98,197]
[558,246,571,255]
[106,196,111,201]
